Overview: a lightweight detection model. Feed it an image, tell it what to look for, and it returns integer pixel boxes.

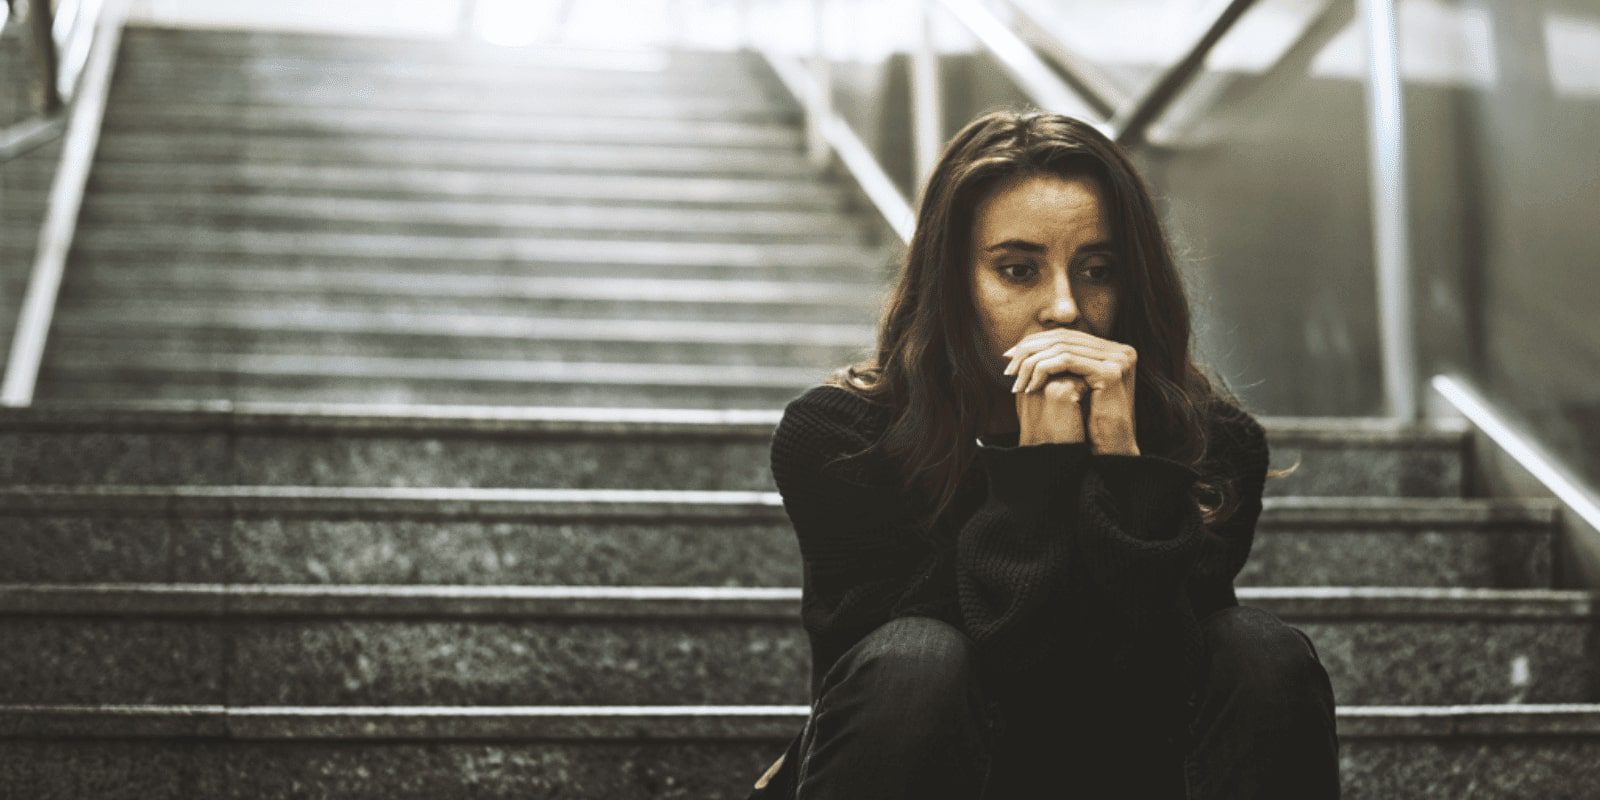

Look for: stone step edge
[0,486,1559,527]
[0,584,1592,620]
[40,354,826,389]
[0,402,1470,445]
[3,703,1599,740]
[50,313,877,345]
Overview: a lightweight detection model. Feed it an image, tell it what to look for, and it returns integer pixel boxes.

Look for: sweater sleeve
[769,391,960,700]
[962,435,1206,675]
[1185,407,1271,618]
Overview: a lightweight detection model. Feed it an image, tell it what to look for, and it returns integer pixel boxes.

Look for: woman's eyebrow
[984,239,1113,254]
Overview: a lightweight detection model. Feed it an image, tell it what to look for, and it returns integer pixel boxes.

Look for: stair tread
[5,702,1600,739]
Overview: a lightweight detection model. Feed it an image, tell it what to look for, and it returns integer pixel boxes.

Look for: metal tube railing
[910,1,943,189]
[2,0,126,406]
[1110,0,1258,147]
[28,0,62,113]
[1359,0,1419,422]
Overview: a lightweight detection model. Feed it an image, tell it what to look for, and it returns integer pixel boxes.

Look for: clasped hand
[1001,329,1139,455]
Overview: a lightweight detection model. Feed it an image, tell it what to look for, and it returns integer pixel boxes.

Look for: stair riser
[0,740,780,800]
[25,235,883,270]
[3,735,1593,800]
[114,53,773,84]
[1,613,1590,706]
[46,255,880,283]
[65,210,860,243]
[101,100,800,128]
[98,112,800,149]
[101,93,800,121]
[66,194,851,232]
[55,293,878,324]
[94,137,817,176]
[33,376,818,410]
[45,331,870,371]
[0,430,1464,496]
[5,168,847,209]
[0,512,1553,589]
[68,219,856,245]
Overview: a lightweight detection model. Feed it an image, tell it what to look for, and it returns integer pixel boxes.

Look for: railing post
[28,0,62,113]
[1359,0,1419,422]
[910,0,943,191]
[806,0,831,169]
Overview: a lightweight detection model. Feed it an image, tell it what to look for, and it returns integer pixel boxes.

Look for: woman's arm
[769,392,962,696]
[773,388,1265,690]
[962,435,1205,675]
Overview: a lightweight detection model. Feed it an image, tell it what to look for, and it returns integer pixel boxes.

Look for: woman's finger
[1025,350,1117,393]
[1013,343,1072,393]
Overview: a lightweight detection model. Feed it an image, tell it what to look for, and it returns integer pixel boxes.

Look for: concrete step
[108,76,785,114]
[48,230,886,274]
[47,312,874,369]
[35,354,829,409]
[110,61,779,106]
[46,250,882,284]
[93,133,819,177]
[106,84,793,120]
[65,196,861,242]
[0,487,1557,589]
[100,105,800,147]
[112,52,777,91]
[0,403,1469,495]
[119,26,767,73]
[60,268,879,312]
[14,163,847,208]
[0,584,1592,706]
[56,287,878,328]
[3,703,1599,799]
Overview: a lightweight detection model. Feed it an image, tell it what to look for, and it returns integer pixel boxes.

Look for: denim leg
[1184,605,1341,800]
[795,615,1000,800]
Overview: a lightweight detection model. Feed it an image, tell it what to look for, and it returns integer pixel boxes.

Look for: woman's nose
[1040,292,1078,326]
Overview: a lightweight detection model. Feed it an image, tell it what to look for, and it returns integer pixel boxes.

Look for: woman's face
[969,172,1120,390]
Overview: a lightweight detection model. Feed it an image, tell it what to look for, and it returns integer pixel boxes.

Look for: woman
[746,110,1340,799]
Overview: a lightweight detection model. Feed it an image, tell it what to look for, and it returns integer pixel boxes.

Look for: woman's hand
[1004,330,1140,455]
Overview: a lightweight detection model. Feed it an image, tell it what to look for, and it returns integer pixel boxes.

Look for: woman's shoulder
[778,384,893,440]
[1205,396,1268,451]
[771,384,895,487]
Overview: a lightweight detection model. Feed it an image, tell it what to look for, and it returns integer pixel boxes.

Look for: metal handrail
[935,0,1104,132]
[1109,0,1258,147]
[0,0,107,162]
[1,0,127,406]
[987,0,1121,119]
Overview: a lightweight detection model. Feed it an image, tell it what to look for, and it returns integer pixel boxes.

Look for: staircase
[2,25,1598,800]
[18,25,892,408]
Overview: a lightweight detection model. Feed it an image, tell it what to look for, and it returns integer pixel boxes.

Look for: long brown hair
[823,109,1295,536]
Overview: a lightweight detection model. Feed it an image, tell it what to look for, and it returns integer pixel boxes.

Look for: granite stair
[2,23,1597,800]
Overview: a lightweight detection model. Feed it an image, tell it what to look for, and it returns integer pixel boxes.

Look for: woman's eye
[999,264,1035,281]
[1084,264,1113,283]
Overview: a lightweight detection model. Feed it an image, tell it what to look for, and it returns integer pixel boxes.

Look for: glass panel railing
[1398,0,1600,489]
[1118,0,1382,417]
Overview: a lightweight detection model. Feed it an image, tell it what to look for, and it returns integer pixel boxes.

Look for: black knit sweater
[748,382,1270,798]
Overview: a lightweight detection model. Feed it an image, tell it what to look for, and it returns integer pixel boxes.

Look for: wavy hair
[823,109,1296,536]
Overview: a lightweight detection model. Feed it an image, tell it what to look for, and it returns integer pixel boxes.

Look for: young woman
[746,110,1340,799]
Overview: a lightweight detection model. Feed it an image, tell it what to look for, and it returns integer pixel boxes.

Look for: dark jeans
[791,606,1340,799]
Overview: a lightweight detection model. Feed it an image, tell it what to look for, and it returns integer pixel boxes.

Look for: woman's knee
[1201,605,1334,716]
[818,616,981,722]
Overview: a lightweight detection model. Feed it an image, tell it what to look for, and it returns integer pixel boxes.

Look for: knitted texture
[753,383,1270,799]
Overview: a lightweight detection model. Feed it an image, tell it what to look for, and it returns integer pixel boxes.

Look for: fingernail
[1010,379,1020,393]
[1003,362,1015,376]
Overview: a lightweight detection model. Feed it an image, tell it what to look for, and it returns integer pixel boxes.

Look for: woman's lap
[795,607,1338,799]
